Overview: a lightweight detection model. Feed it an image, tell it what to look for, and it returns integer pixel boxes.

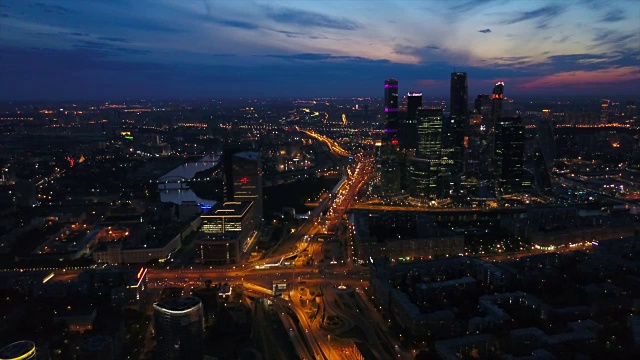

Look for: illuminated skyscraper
[495,116,525,195]
[381,79,401,196]
[488,82,505,190]
[409,108,444,203]
[600,99,611,124]
[384,79,399,119]
[490,82,504,129]
[223,149,262,220]
[444,72,468,190]
[153,297,204,360]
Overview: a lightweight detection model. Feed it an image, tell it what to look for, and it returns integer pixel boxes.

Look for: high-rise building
[407,91,422,120]
[381,79,401,196]
[450,72,468,118]
[487,82,505,190]
[600,99,611,124]
[495,116,525,195]
[490,82,504,128]
[223,149,262,221]
[153,297,204,360]
[0,341,36,360]
[474,94,491,119]
[409,108,444,203]
[401,91,422,151]
[384,79,399,118]
[198,201,258,264]
[444,72,468,189]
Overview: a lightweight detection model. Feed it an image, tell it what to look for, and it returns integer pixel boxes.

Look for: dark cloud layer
[503,5,565,29]
[265,7,360,30]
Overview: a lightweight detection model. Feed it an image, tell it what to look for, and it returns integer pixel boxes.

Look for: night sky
[1,0,639,100]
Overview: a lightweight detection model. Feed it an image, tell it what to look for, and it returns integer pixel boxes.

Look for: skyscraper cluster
[379,74,526,204]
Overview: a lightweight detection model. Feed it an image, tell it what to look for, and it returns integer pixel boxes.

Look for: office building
[0,341,36,360]
[384,78,399,117]
[474,94,491,118]
[444,72,468,190]
[153,297,204,360]
[482,82,505,194]
[406,91,422,120]
[201,201,257,235]
[400,92,421,151]
[490,82,504,130]
[381,79,401,196]
[223,149,263,220]
[409,108,444,203]
[495,116,525,195]
[450,72,468,118]
[600,99,611,124]
[198,201,258,264]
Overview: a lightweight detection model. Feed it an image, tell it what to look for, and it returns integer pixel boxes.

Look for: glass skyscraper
[445,72,468,191]
[495,116,525,195]
[381,79,401,196]
[409,108,444,203]
[223,149,263,220]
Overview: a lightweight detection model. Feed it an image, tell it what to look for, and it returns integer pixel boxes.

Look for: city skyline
[1,0,639,100]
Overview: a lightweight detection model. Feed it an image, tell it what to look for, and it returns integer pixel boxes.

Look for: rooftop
[0,340,36,359]
[154,296,201,313]
[202,201,253,218]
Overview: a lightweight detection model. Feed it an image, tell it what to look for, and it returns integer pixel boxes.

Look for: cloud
[394,44,472,65]
[600,10,625,22]
[503,5,564,29]
[59,31,91,37]
[262,53,388,63]
[209,17,259,30]
[448,0,501,13]
[96,36,130,43]
[32,2,75,15]
[520,66,640,90]
[478,28,492,33]
[71,40,150,56]
[591,29,638,49]
[265,7,360,30]
[269,29,328,40]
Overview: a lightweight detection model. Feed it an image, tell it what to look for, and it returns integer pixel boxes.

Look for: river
[158,154,218,208]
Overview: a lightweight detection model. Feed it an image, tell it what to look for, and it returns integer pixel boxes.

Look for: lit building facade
[447,72,468,181]
[200,201,256,234]
[153,297,204,360]
[380,78,402,196]
[223,150,263,220]
[495,116,525,195]
[198,201,258,264]
[410,108,444,203]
